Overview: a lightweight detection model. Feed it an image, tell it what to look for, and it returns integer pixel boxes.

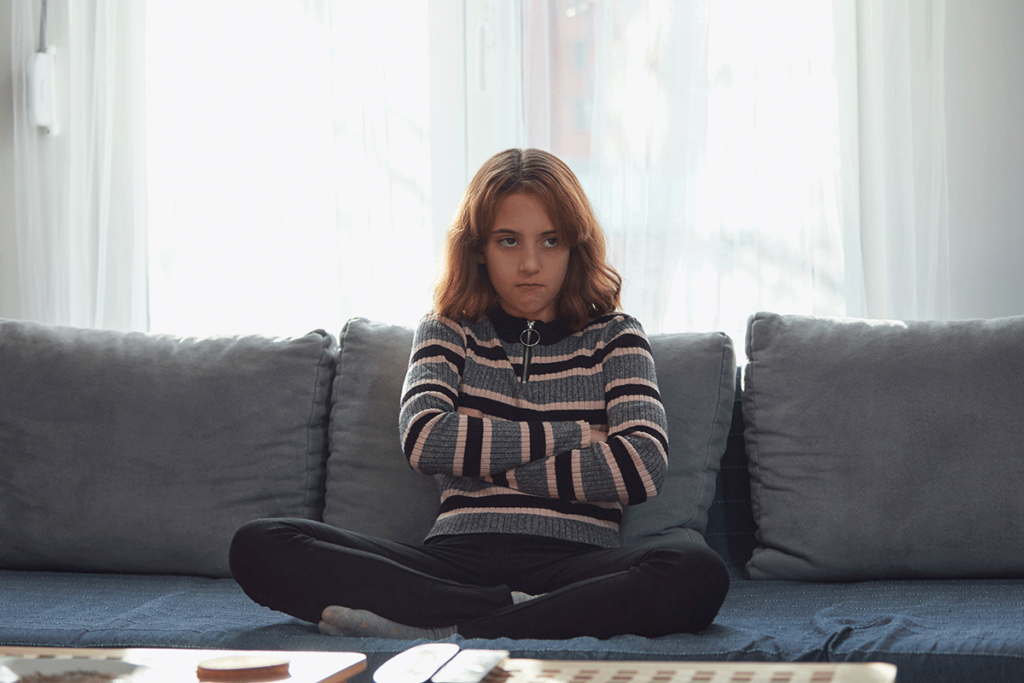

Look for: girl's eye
[498,237,518,247]
[543,237,560,248]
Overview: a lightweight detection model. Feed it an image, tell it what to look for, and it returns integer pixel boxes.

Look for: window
[145,0,850,345]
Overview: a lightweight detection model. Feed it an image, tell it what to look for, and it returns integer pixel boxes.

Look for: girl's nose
[519,247,541,273]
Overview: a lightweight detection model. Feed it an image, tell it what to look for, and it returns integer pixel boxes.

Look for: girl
[230,148,729,640]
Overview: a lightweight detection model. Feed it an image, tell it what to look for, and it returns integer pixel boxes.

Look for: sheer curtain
[7,0,950,341]
[10,0,148,331]
[522,0,860,344]
[145,0,436,338]
[524,0,948,341]
[855,0,950,321]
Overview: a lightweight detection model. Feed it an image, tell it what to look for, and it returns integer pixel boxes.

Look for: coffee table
[0,647,897,683]
[491,660,896,683]
[0,646,365,683]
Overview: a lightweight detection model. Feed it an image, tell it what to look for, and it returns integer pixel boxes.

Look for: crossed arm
[399,315,668,506]
[455,405,609,443]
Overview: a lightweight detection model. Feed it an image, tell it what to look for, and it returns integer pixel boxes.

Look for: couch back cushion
[0,320,335,577]
[323,319,439,543]
[323,318,736,546]
[619,331,736,543]
[743,311,1024,580]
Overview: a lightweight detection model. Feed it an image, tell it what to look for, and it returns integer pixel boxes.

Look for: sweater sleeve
[483,316,668,506]
[399,315,589,478]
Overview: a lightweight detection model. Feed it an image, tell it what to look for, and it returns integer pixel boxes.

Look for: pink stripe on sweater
[520,422,531,464]
[435,506,620,530]
[460,385,604,413]
[605,377,658,391]
[607,394,664,412]
[480,418,493,474]
[604,346,655,363]
[600,441,629,501]
[572,450,584,501]
[620,437,660,499]
[411,337,466,358]
[545,448,558,498]
[452,415,467,473]
[405,411,444,470]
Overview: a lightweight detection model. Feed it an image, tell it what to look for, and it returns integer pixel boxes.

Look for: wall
[1,1,1022,325]
[944,0,1024,320]
[0,1,21,319]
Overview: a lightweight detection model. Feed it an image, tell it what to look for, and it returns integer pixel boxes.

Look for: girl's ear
[476,251,486,265]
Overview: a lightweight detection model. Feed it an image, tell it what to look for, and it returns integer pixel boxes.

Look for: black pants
[229,518,729,640]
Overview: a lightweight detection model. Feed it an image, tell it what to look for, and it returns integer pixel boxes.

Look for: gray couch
[2,312,1023,683]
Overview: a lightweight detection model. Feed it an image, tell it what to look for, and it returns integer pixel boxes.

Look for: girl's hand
[591,428,609,443]
[457,406,484,418]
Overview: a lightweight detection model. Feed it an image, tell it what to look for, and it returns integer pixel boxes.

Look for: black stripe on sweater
[596,330,653,363]
[463,417,483,477]
[617,424,669,452]
[555,453,575,500]
[403,411,439,460]
[605,382,661,404]
[472,395,606,425]
[607,437,649,504]
[402,382,458,406]
[466,336,507,362]
[508,331,652,376]
[528,421,547,462]
[512,355,599,376]
[438,493,622,524]
[412,343,465,374]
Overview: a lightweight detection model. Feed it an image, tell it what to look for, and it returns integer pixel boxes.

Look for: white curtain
[10,0,148,332]
[855,0,950,321]
[521,0,869,344]
[6,0,950,341]
[145,0,436,338]
[586,0,715,334]
[526,0,949,342]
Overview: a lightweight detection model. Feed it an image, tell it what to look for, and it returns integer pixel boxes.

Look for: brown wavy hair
[433,148,622,331]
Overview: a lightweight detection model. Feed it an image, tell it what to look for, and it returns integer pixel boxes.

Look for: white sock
[511,591,545,604]
[318,606,456,640]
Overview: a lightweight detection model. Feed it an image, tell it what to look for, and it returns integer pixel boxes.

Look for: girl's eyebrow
[491,228,559,237]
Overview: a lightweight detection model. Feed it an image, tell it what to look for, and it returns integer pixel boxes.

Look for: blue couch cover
[4,388,1024,683]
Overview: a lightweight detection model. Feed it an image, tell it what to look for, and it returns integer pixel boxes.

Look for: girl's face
[478,193,570,323]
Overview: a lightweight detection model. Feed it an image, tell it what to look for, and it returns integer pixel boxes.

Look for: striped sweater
[399,307,669,548]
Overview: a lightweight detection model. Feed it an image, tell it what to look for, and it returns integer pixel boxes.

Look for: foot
[318,606,456,640]
[511,591,545,604]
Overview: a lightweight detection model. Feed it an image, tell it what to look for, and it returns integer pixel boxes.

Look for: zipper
[520,321,540,383]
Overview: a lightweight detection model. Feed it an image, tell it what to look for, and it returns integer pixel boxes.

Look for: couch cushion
[323,319,438,543]
[6,568,1024,683]
[743,311,1024,580]
[0,320,335,577]
[323,318,736,546]
[620,331,736,544]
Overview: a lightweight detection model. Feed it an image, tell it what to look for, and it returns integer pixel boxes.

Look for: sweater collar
[488,306,572,346]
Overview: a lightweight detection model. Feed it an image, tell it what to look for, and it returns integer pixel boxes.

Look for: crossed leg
[229,519,729,640]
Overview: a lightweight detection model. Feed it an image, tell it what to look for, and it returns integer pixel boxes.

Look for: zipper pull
[520,321,540,383]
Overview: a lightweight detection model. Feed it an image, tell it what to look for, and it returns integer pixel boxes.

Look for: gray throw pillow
[323,319,437,543]
[620,331,736,544]
[743,311,1024,580]
[322,318,736,547]
[0,320,335,577]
